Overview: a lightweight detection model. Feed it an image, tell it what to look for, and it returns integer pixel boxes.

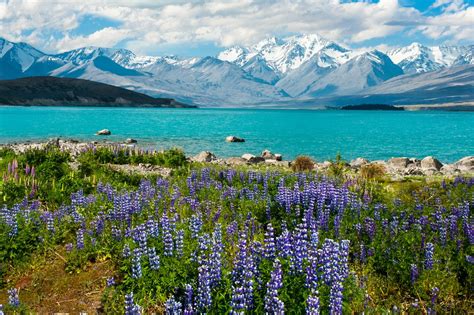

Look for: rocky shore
[1,139,473,178]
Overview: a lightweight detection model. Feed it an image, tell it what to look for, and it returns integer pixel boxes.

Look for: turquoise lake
[0,106,473,162]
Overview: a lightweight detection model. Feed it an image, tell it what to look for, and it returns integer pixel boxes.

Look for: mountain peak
[218,33,349,74]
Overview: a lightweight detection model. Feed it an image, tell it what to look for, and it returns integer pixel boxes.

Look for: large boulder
[96,129,111,136]
[350,157,369,168]
[388,157,409,169]
[421,156,443,171]
[261,149,275,160]
[126,138,138,144]
[225,157,247,166]
[192,151,217,163]
[454,156,474,172]
[274,154,282,161]
[226,136,245,143]
[440,164,460,175]
[242,153,264,164]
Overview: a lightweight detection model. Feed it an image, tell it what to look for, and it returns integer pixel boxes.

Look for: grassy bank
[0,146,472,313]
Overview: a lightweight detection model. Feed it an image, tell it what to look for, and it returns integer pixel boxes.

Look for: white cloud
[0,0,472,55]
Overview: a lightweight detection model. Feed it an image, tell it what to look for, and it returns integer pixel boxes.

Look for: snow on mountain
[275,51,338,97]
[453,46,474,66]
[0,38,45,79]
[387,43,470,74]
[364,64,474,95]
[218,34,351,74]
[242,55,281,84]
[299,50,403,97]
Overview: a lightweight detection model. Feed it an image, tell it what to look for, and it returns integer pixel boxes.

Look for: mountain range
[0,35,472,107]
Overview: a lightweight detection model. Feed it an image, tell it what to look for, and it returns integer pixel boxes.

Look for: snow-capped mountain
[453,45,474,66]
[218,34,352,74]
[0,38,44,79]
[0,36,472,106]
[387,43,471,74]
[297,50,404,97]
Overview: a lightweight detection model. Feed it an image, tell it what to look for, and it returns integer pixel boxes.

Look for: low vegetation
[0,147,472,313]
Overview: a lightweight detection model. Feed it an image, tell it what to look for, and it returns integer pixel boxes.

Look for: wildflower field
[0,146,472,314]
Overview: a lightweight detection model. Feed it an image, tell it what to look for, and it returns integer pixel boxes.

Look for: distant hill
[0,76,194,107]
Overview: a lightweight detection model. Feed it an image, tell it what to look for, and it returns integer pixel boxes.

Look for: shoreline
[1,138,473,178]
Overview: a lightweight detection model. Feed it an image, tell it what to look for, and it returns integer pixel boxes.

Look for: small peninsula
[0,77,195,108]
[341,104,404,110]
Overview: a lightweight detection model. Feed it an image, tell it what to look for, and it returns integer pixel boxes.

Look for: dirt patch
[0,247,115,313]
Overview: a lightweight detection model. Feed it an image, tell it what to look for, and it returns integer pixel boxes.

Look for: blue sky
[0,0,472,56]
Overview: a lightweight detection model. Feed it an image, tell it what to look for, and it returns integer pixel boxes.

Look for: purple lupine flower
[466,255,474,264]
[106,277,115,287]
[329,281,343,315]
[165,296,182,315]
[306,291,320,315]
[147,217,159,238]
[175,229,184,257]
[65,243,73,252]
[196,263,212,312]
[76,228,85,249]
[123,243,131,258]
[209,225,223,287]
[264,223,276,260]
[8,288,20,307]
[189,214,202,238]
[428,287,439,315]
[264,259,285,314]
[291,219,308,273]
[184,284,194,311]
[277,224,292,259]
[308,228,319,259]
[364,217,376,241]
[148,247,160,271]
[425,243,434,270]
[306,259,318,291]
[230,282,246,315]
[125,292,141,315]
[162,214,174,256]
[231,232,255,311]
[410,264,418,284]
[132,248,142,279]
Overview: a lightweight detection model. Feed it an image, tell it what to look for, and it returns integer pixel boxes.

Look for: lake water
[0,106,473,162]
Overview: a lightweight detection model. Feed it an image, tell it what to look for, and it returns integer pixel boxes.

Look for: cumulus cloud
[0,0,472,55]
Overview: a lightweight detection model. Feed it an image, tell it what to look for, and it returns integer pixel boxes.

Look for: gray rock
[225,157,247,166]
[96,129,111,136]
[454,156,474,172]
[440,164,460,175]
[242,153,256,161]
[421,156,443,171]
[126,138,138,144]
[350,157,369,168]
[192,151,217,163]
[404,164,423,175]
[248,156,265,164]
[423,168,440,176]
[388,157,409,169]
[274,154,282,161]
[226,135,245,143]
[408,158,421,167]
[261,149,275,160]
